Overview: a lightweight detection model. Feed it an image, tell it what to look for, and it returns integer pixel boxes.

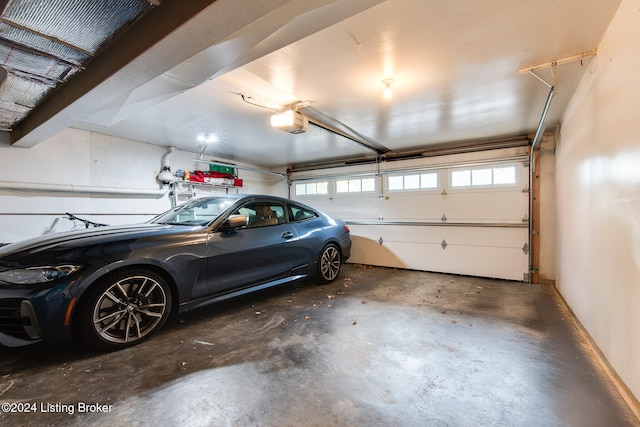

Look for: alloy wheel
[91,274,168,345]
[320,245,341,282]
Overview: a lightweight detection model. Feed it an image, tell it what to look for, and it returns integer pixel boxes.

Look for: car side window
[289,204,318,222]
[234,202,286,228]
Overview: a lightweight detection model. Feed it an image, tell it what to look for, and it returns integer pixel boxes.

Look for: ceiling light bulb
[271,110,295,128]
[198,133,217,143]
[382,79,394,99]
[270,110,308,134]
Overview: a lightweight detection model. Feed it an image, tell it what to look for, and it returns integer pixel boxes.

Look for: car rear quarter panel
[292,215,349,260]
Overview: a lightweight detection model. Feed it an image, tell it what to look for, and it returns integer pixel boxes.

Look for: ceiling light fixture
[270,110,308,134]
[197,133,217,143]
[382,79,394,99]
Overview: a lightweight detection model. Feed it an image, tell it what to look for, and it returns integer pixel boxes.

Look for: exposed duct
[157,146,176,184]
[161,145,175,169]
[0,0,157,131]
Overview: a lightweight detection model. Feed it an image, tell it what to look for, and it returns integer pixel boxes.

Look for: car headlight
[0,265,81,285]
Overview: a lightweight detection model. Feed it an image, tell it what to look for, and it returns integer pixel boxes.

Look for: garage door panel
[380,191,527,222]
[440,192,528,222]
[348,224,528,281]
[349,224,527,248]
[300,192,528,222]
[319,193,528,223]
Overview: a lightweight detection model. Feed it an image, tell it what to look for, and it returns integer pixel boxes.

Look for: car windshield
[149,197,237,226]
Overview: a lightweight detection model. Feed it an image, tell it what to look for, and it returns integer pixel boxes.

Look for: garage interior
[0,0,639,425]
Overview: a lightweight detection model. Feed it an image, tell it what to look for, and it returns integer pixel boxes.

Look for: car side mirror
[221,214,248,230]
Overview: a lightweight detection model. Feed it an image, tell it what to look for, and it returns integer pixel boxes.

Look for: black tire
[317,243,342,283]
[78,269,172,350]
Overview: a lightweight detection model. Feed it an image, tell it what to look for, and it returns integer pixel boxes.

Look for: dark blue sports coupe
[0,195,351,350]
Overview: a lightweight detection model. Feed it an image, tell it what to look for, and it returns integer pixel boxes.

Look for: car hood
[0,223,196,258]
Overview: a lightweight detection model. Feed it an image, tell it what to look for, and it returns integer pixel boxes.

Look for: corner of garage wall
[536,129,557,284]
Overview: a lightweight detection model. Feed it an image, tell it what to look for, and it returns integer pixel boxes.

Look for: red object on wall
[190,170,205,182]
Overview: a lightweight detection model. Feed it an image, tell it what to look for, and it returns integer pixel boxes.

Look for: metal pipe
[0,212,157,216]
[528,85,555,283]
[528,70,553,89]
[0,180,168,197]
[346,220,527,229]
[307,119,382,154]
[531,86,555,151]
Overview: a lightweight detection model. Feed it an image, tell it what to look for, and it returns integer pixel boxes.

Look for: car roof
[199,194,292,203]
[190,194,318,211]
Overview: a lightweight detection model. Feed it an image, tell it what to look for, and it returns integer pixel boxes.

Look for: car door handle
[281,231,294,239]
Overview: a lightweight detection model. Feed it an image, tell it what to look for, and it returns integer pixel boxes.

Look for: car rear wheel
[317,243,342,283]
[78,269,171,350]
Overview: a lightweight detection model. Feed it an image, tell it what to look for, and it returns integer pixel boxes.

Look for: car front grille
[0,299,38,341]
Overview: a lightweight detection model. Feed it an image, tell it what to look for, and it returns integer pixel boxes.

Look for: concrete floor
[0,264,637,426]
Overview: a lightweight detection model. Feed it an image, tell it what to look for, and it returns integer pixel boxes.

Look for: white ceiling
[10,0,622,168]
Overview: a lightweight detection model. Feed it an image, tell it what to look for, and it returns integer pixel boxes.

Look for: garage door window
[336,177,375,193]
[388,172,438,191]
[295,181,328,196]
[493,166,517,184]
[451,165,517,187]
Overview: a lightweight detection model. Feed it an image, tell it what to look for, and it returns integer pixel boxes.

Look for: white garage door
[291,147,530,281]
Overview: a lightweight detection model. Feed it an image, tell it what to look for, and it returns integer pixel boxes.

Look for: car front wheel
[78,269,172,350]
[317,243,342,283]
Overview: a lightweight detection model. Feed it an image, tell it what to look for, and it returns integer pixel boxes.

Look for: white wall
[557,0,639,400]
[0,128,272,243]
